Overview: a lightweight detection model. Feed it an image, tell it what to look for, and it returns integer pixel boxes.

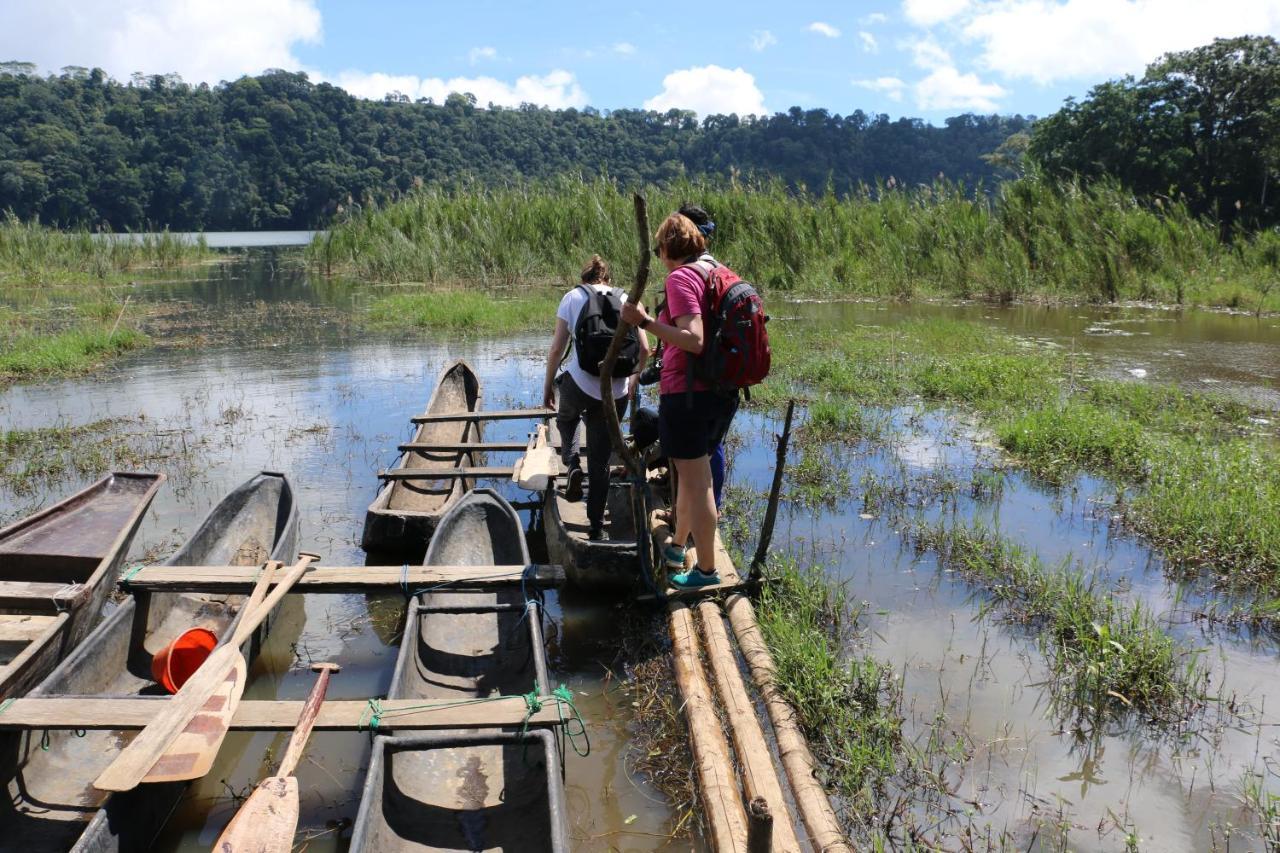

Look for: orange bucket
[151,628,219,693]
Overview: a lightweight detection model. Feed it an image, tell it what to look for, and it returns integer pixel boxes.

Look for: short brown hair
[654,213,706,261]
[580,254,610,284]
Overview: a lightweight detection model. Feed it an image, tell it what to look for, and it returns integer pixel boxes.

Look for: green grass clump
[910,520,1207,725]
[311,174,1280,312]
[366,289,561,333]
[997,403,1155,481]
[0,327,147,381]
[755,559,903,816]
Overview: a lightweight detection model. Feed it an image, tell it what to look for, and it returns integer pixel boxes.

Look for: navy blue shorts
[658,391,738,460]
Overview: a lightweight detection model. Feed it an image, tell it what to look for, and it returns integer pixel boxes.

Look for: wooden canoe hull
[543,481,641,593]
[362,360,482,556]
[0,472,299,853]
[350,489,564,852]
[0,471,164,701]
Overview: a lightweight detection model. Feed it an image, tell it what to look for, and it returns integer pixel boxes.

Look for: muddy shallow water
[2,252,1279,851]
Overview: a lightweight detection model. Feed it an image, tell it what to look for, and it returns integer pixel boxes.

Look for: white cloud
[908,35,953,70]
[902,0,972,25]
[861,11,890,24]
[853,76,906,101]
[808,21,842,38]
[859,31,880,52]
[964,0,1280,85]
[334,68,589,108]
[468,46,497,65]
[0,0,321,83]
[612,42,637,56]
[750,29,778,51]
[644,65,766,116]
[914,65,1007,110]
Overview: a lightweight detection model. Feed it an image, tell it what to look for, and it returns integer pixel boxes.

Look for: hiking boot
[588,525,609,542]
[662,543,687,569]
[564,467,584,502]
[670,567,720,589]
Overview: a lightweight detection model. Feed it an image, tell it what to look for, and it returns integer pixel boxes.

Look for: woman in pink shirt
[621,213,739,588]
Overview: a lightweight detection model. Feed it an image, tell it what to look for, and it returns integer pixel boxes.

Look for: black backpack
[573,285,641,378]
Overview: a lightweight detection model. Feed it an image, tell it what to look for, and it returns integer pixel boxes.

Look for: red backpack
[683,259,771,396]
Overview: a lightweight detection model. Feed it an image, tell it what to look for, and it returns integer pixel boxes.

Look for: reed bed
[312,174,1280,311]
[0,214,210,285]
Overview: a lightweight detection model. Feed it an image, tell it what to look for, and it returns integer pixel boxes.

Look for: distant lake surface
[98,230,320,248]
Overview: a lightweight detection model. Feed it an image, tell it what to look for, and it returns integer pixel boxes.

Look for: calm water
[2,252,1278,851]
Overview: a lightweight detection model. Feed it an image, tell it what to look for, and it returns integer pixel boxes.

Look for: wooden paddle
[515,424,555,490]
[94,552,321,792]
[141,560,280,783]
[211,662,340,853]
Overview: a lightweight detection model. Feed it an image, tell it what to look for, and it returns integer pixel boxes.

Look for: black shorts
[658,391,739,460]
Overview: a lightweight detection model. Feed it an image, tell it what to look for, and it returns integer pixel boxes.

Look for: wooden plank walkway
[377,466,515,480]
[0,696,565,731]
[120,564,564,594]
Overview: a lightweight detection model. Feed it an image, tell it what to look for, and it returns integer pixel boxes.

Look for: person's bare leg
[673,456,716,574]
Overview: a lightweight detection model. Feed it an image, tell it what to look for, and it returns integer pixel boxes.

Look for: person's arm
[543,318,570,409]
[628,327,653,398]
[620,302,704,355]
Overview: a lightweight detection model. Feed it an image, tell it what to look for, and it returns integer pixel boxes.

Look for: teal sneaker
[670,568,720,589]
[662,543,687,569]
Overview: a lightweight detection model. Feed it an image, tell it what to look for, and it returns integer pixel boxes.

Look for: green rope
[119,563,146,590]
[0,698,14,715]
[551,684,590,758]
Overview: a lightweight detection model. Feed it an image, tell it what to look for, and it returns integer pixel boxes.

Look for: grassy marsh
[311,175,1280,313]
[908,519,1209,726]
[0,215,211,285]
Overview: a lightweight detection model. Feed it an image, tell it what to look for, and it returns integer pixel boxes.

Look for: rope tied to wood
[118,563,147,591]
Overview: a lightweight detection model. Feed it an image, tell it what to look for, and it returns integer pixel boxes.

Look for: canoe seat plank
[0,697,566,731]
[378,466,515,480]
[397,441,582,452]
[0,614,57,642]
[120,563,565,593]
[0,580,85,610]
[410,407,554,424]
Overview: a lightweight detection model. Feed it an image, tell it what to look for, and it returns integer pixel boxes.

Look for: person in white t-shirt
[541,255,651,540]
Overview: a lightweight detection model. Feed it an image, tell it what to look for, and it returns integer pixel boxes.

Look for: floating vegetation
[0,327,147,382]
[366,288,560,334]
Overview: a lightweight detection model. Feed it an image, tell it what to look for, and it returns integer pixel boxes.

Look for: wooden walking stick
[211,663,340,852]
[94,552,322,792]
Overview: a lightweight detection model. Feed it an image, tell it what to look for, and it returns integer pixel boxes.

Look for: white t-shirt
[556,284,630,401]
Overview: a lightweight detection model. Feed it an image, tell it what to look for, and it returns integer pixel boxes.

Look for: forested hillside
[0,64,1029,231]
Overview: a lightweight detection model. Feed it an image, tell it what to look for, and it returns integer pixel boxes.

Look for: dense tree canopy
[0,65,1029,230]
[1029,36,1280,228]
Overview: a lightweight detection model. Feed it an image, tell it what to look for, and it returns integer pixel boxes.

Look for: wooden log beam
[698,600,802,853]
[751,399,795,576]
[669,600,749,853]
[410,408,554,424]
[724,594,852,853]
[397,441,585,453]
[120,564,564,594]
[0,696,565,731]
[378,466,515,480]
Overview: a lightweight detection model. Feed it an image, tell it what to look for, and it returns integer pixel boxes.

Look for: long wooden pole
[598,192,651,479]
[669,601,748,852]
[697,600,802,853]
[750,399,795,576]
[724,593,852,853]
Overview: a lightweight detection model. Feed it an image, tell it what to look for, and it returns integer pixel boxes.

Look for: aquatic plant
[0,327,147,381]
[0,214,210,284]
[908,520,1209,726]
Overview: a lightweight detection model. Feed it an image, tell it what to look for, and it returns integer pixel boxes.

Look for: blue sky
[5,0,1280,122]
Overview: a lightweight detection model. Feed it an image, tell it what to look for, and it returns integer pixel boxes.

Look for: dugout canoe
[0,471,164,702]
[544,480,642,593]
[0,471,299,852]
[362,360,483,556]
[349,488,567,852]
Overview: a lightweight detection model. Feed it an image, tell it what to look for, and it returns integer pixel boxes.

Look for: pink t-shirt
[658,265,709,395]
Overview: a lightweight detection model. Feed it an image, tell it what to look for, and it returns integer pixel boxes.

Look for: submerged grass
[909,519,1209,727]
[311,174,1280,313]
